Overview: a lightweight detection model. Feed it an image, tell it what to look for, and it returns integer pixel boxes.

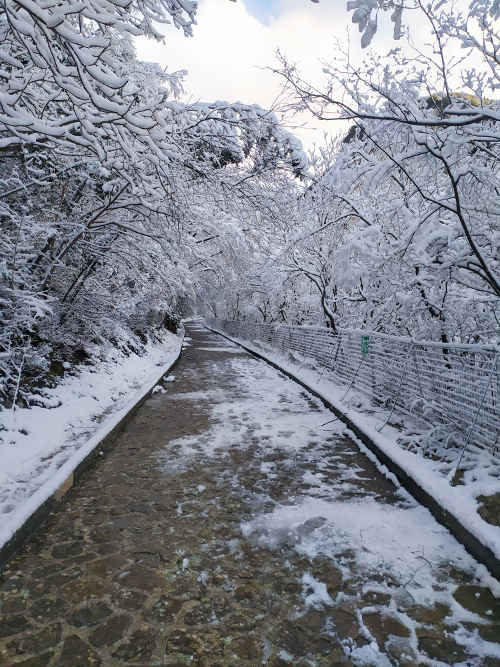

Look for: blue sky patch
[243,0,281,24]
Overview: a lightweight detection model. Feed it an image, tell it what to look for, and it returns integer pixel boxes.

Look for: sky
[135,0,469,151]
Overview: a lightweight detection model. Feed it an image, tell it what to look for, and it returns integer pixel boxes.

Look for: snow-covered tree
[0,0,307,406]
[257,0,500,341]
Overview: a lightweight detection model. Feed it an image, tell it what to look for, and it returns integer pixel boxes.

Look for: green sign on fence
[361,335,370,355]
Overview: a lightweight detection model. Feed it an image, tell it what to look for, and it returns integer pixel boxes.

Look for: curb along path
[0,324,499,666]
[0,333,183,573]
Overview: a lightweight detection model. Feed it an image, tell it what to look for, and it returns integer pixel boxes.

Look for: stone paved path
[1,324,499,666]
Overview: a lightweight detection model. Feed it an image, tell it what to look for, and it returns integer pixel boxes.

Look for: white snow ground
[208,327,500,566]
[158,332,500,665]
[0,330,183,550]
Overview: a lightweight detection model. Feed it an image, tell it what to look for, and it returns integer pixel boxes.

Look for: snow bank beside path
[207,327,500,567]
[0,330,183,551]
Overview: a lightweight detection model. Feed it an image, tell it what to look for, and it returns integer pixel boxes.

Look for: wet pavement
[1,323,499,666]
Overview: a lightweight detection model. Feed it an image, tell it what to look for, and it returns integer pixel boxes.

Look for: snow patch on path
[242,497,478,605]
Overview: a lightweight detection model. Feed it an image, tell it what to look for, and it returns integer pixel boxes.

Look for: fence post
[376,347,412,432]
[341,356,367,402]
[451,356,498,485]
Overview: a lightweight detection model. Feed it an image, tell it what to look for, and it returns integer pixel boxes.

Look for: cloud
[135,0,470,150]
[135,0,358,148]
[136,1,276,106]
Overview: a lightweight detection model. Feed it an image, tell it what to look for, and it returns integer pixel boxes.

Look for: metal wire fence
[207,319,499,454]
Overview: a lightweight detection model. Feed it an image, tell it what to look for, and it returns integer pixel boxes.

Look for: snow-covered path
[1,324,499,666]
